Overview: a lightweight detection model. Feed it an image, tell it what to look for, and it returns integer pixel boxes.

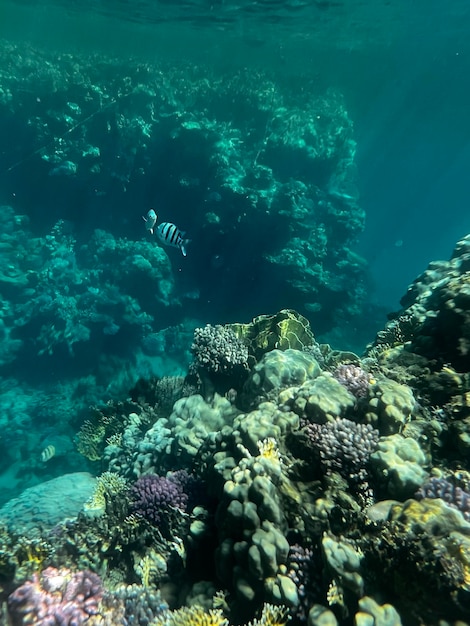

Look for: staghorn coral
[7,566,103,626]
[305,417,379,497]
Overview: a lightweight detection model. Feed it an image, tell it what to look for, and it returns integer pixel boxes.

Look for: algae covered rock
[370,434,428,499]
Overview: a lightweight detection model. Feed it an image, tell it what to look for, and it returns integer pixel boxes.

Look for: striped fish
[156,222,189,256]
[40,445,56,462]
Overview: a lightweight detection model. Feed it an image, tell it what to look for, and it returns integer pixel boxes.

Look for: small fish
[142,208,158,234]
[156,222,189,256]
[40,445,56,462]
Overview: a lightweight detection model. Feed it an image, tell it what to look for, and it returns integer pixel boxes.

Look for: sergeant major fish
[156,222,189,257]
[142,208,158,234]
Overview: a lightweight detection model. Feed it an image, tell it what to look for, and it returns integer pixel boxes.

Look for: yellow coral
[84,471,127,514]
[136,549,167,587]
[257,438,282,465]
[249,604,290,626]
[152,605,229,626]
[16,537,52,571]
[151,604,289,626]
[326,580,344,608]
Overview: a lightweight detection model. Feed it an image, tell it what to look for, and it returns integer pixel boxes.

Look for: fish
[40,445,56,462]
[156,222,189,257]
[142,208,158,234]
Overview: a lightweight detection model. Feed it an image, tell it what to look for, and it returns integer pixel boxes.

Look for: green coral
[354,597,402,626]
[83,471,128,517]
[229,309,314,361]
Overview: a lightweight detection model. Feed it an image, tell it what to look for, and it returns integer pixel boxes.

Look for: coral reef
[3,221,470,625]
[0,472,97,535]
[0,42,369,346]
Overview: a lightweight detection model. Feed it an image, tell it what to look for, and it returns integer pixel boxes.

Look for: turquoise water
[1,1,470,624]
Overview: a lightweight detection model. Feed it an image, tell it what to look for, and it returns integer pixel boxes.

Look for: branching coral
[305,417,379,496]
[130,472,191,535]
[152,603,289,626]
[332,363,372,398]
[191,324,249,375]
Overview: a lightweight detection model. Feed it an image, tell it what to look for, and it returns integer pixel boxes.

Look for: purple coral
[306,417,379,487]
[333,363,372,398]
[7,566,103,626]
[415,476,470,521]
[130,473,188,528]
[286,544,321,621]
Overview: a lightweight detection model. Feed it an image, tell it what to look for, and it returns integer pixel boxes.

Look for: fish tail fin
[180,239,191,257]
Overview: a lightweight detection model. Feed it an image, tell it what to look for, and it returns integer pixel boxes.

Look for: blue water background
[0,0,470,501]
